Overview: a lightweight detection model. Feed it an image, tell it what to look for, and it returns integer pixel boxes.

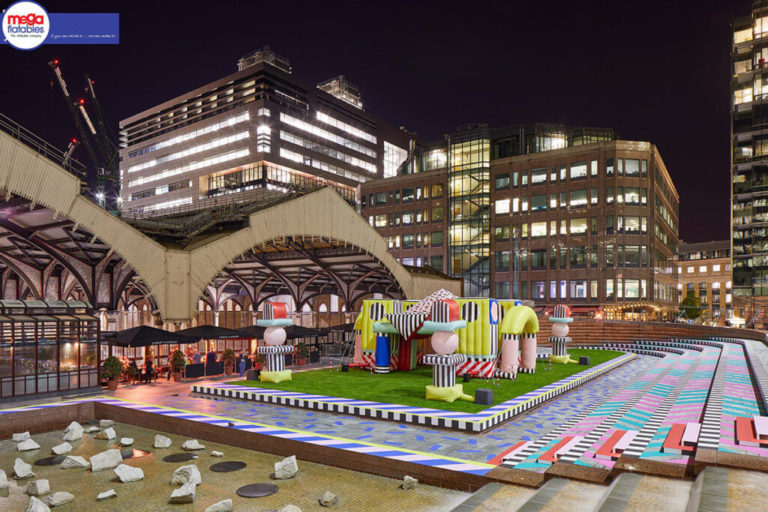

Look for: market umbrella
[109,326,199,347]
[237,325,322,339]
[177,325,249,340]
[237,325,266,339]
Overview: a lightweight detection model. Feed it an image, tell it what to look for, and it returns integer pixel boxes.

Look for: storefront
[0,300,99,399]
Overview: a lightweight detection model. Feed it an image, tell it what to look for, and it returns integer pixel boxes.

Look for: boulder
[85,426,100,434]
[120,438,134,446]
[181,439,205,451]
[24,496,50,512]
[273,455,298,480]
[96,489,117,501]
[13,431,30,442]
[62,421,83,442]
[95,427,115,440]
[0,469,8,490]
[170,464,201,486]
[153,434,172,449]
[99,419,114,428]
[26,479,50,496]
[279,506,302,512]
[114,464,144,483]
[210,450,224,457]
[169,482,196,503]
[14,458,35,479]
[401,475,418,490]
[319,491,337,507]
[51,443,72,455]
[90,449,122,471]
[204,499,233,512]
[17,439,41,452]
[60,455,90,469]
[42,492,74,507]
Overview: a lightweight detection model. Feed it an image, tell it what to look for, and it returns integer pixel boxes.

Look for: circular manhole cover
[236,483,279,498]
[210,461,247,472]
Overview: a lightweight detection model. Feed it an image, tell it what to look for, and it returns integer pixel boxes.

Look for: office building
[361,124,681,318]
[118,46,412,214]
[676,240,733,325]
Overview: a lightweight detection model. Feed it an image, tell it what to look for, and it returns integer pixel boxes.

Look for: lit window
[712,264,721,272]
[531,222,547,237]
[570,218,588,234]
[125,131,250,174]
[570,162,587,179]
[281,113,376,158]
[712,282,721,289]
[687,267,694,274]
[128,148,250,187]
[383,141,408,178]
[512,198,520,213]
[495,199,510,214]
[726,281,732,288]
[258,107,271,117]
[316,112,377,143]
[699,265,707,273]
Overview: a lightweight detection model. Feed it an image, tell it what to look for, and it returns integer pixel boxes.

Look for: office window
[560,166,567,180]
[625,159,641,176]
[570,218,588,234]
[624,187,640,204]
[402,211,414,225]
[590,160,598,176]
[550,220,557,236]
[494,225,509,240]
[531,249,546,269]
[532,222,547,237]
[606,158,614,176]
[687,266,694,274]
[431,184,444,196]
[570,189,587,207]
[560,280,567,299]
[590,217,598,235]
[606,279,615,299]
[624,245,641,267]
[606,187,614,204]
[606,215,614,234]
[590,245,598,266]
[590,188,598,205]
[432,207,443,221]
[590,279,598,299]
[431,231,443,246]
[376,192,386,206]
[495,199,510,214]
[402,188,415,202]
[430,255,443,270]
[495,174,510,190]
[624,216,641,233]
[403,234,414,248]
[496,251,510,270]
[550,193,557,209]
[550,245,558,269]
[570,280,587,299]
[512,197,520,213]
[531,194,547,211]
[570,162,587,179]
[550,281,557,299]
[521,172,528,186]
[374,215,386,227]
[550,168,557,182]
[533,280,546,299]
[570,246,586,267]
[712,264,721,272]
[531,168,547,184]
[257,107,271,117]
[625,279,640,298]
[496,281,510,298]
[606,244,614,266]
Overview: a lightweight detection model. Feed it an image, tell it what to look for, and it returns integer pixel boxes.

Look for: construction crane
[48,58,119,209]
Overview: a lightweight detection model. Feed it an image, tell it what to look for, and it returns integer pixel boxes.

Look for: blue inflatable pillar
[374,334,391,374]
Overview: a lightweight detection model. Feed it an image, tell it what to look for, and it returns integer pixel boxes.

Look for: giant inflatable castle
[352,289,540,400]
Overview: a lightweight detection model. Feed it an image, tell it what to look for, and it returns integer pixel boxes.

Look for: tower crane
[48,58,119,209]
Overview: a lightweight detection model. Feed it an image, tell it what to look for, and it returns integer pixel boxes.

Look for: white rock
[210,450,224,457]
[90,449,122,471]
[17,439,41,452]
[95,427,115,440]
[51,443,72,455]
[120,437,133,446]
[0,469,8,490]
[273,455,298,479]
[60,455,89,469]
[62,422,83,442]
[181,439,205,451]
[26,480,50,496]
[24,496,50,512]
[279,506,302,512]
[170,464,201,486]
[13,431,30,442]
[99,419,114,428]
[169,482,196,503]
[42,492,74,507]
[85,426,100,433]
[114,464,144,483]
[154,434,172,449]
[319,491,337,507]
[205,499,233,512]
[14,458,35,479]
[96,489,117,500]
[402,475,418,490]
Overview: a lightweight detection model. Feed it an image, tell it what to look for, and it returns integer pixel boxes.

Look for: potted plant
[296,342,309,365]
[102,356,124,391]
[171,349,186,382]
[253,351,265,370]
[222,348,236,375]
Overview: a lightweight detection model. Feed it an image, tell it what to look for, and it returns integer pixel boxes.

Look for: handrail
[0,113,87,181]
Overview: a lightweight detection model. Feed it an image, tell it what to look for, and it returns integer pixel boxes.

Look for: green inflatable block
[259,369,293,383]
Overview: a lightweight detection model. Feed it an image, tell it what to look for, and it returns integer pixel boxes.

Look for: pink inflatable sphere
[264,326,287,346]
[551,322,569,338]
[431,330,459,355]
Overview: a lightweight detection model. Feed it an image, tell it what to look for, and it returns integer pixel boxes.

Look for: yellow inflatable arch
[499,305,539,335]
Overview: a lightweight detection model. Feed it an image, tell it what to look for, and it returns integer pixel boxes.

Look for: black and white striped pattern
[740,339,768,414]
[431,300,451,323]
[423,354,466,387]
[622,354,701,458]
[461,302,480,323]
[549,336,571,356]
[258,345,293,372]
[698,344,728,451]
[368,303,386,321]
[489,323,498,358]
[385,313,428,340]
[554,305,569,318]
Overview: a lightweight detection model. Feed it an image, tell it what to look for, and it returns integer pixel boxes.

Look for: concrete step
[687,466,768,512]
[515,478,607,512]
[596,472,691,512]
[449,482,534,512]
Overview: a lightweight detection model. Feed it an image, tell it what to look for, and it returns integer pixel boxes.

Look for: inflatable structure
[256,302,294,383]
[548,304,578,364]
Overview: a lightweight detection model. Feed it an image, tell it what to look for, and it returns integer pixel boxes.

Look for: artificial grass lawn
[230,349,625,414]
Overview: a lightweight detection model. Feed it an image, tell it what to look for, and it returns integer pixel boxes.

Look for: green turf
[229,349,625,413]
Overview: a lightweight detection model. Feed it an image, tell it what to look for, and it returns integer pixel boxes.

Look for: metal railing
[0,113,87,181]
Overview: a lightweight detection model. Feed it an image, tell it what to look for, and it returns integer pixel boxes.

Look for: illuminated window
[258,107,271,117]
[687,266,694,274]
[569,190,587,207]
[712,264,721,272]
[495,199,510,214]
[570,162,587,179]
[699,265,707,273]
[570,218,588,234]
[383,141,408,178]
[531,222,547,237]
[280,113,376,158]
[280,131,375,172]
[735,87,753,105]
[126,131,250,174]
[128,148,250,187]
[316,112,376,143]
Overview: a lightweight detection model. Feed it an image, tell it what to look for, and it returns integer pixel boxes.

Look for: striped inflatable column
[423,354,466,387]
[520,334,537,373]
[257,345,293,372]
[549,336,572,356]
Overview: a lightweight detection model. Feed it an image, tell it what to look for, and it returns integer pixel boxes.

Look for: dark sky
[1,0,741,242]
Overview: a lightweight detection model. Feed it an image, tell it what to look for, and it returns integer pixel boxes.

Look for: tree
[679,290,702,320]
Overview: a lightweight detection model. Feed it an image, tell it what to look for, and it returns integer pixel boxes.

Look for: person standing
[238,353,246,377]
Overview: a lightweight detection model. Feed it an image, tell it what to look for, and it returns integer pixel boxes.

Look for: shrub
[223,348,236,366]
[171,349,186,372]
[102,356,124,381]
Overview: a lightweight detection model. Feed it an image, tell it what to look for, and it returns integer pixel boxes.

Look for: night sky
[0,0,741,242]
